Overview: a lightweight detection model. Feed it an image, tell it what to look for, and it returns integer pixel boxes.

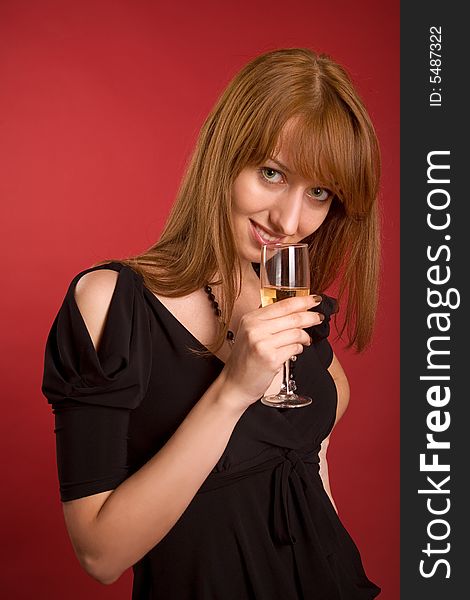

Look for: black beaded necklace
[203,284,235,344]
[203,265,260,346]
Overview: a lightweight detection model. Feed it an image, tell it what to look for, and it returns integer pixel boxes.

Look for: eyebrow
[267,158,292,174]
[266,158,330,190]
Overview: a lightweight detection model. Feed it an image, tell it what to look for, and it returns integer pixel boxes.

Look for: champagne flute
[260,243,312,408]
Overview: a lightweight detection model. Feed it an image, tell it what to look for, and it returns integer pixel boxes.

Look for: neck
[239,258,260,282]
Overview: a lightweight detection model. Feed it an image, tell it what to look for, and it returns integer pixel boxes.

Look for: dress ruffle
[42,262,152,410]
[308,294,339,342]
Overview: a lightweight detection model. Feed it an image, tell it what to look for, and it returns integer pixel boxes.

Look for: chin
[241,251,262,265]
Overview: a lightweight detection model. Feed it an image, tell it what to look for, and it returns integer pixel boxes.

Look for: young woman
[42,48,381,599]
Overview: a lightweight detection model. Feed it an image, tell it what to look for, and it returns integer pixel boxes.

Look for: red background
[0,1,399,598]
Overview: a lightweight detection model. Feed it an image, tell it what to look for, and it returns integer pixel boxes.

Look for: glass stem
[281,359,294,396]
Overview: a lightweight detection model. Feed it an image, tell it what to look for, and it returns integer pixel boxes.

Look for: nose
[269,189,304,236]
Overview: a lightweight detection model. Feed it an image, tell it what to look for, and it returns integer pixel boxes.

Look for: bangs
[243,104,378,218]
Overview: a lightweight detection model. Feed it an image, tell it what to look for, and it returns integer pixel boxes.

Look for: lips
[250,220,285,245]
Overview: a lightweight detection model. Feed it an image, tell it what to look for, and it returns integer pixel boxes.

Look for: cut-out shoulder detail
[74,269,119,351]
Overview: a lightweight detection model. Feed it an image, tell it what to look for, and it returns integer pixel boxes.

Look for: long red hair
[99,48,381,351]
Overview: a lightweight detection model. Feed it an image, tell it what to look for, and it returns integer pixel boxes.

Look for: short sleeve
[41,262,152,501]
[306,294,338,369]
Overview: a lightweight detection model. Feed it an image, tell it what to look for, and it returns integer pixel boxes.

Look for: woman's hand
[220,295,323,411]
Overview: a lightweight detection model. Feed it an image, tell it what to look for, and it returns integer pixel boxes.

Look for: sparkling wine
[260,243,312,407]
[260,285,310,307]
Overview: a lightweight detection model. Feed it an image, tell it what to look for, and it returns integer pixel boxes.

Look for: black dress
[42,261,381,600]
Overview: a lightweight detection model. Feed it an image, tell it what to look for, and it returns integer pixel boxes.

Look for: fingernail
[319,313,325,322]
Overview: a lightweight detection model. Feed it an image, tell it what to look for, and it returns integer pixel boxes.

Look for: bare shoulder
[75,268,119,298]
[74,269,120,350]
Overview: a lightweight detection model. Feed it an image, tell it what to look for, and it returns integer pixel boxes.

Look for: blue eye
[260,167,283,183]
[308,187,331,202]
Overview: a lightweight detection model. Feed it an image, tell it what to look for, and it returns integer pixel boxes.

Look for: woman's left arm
[319,353,350,513]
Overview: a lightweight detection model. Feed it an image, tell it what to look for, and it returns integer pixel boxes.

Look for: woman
[42,48,381,599]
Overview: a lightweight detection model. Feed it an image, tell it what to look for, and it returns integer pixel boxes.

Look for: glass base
[261,393,312,409]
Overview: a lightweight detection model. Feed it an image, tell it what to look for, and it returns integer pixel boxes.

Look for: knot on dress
[272,448,317,546]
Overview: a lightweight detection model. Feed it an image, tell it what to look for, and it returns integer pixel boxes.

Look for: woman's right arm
[64,270,321,585]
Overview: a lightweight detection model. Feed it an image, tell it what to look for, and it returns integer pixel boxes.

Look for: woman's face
[231,150,334,266]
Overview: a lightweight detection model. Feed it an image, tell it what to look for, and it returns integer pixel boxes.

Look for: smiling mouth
[250,220,285,244]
